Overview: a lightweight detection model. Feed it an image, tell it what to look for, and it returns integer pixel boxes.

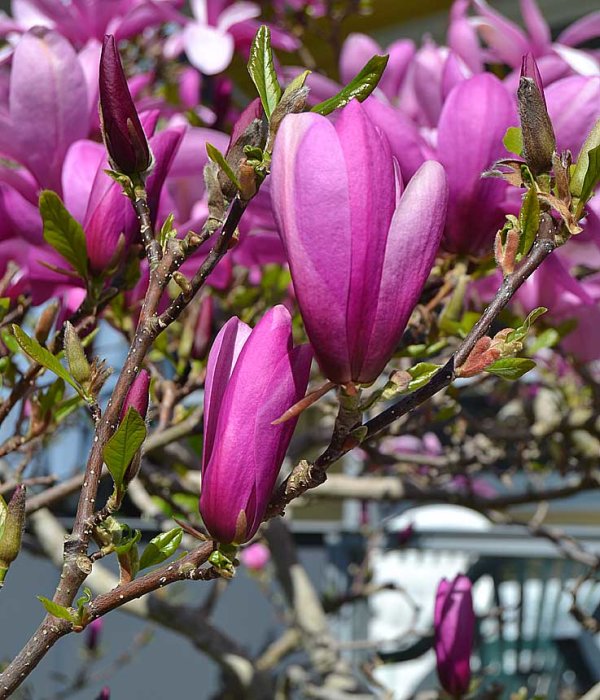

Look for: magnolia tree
[0,0,598,698]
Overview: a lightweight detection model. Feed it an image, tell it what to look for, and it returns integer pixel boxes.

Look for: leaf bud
[64,321,91,385]
[0,485,26,586]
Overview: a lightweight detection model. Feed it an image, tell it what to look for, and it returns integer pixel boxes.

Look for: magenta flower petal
[545,75,600,157]
[0,28,88,193]
[520,0,551,53]
[271,111,352,383]
[557,10,600,47]
[448,0,484,73]
[359,161,448,383]
[121,369,150,420]
[340,33,382,86]
[437,74,516,255]
[472,0,530,67]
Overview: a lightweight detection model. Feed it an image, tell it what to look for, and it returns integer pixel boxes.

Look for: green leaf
[76,587,92,619]
[529,327,560,353]
[39,191,88,278]
[506,307,547,344]
[518,186,540,257]
[158,213,177,248]
[407,362,442,390]
[247,25,281,120]
[103,408,147,489]
[139,527,183,570]
[485,357,536,380]
[12,325,82,395]
[114,527,141,556]
[503,126,523,156]
[312,55,389,116]
[54,395,84,422]
[571,119,600,199]
[206,142,241,191]
[37,596,76,623]
[578,144,600,206]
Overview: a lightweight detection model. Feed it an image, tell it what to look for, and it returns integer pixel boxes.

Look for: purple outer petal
[200,306,311,543]
[434,575,474,696]
[340,33,381,86]
[557,11,600,48]
[62,140,106,224]
[437,74,516,255]
[0,28,88,192]
[85,126,183,272]
[473,0,530,67]
[358,161,448,383]
[202,316,252,474]
[121,369,150,419]
[520,0,551,53]
[545,75,600,157]
[335,101,396,380]
[271,111,353,383]
[448,0,484,74]
[362,96,433,181]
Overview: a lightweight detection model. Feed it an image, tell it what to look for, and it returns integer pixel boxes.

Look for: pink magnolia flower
[240,542,270,570]
[167,0,298,76]
[451,0,599,76]
[200,306,312,544]
[437,74,516,255]
[4,0,183,48]
[434,574,474,697]
[271,100,448,385]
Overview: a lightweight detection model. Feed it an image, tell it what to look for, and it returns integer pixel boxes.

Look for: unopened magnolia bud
[518,53,555,175]
[96,687,110,700]
[34,302,59,345]
[0,485,26,586]
[121,369,150,420]
[86,617,103,653]
[64,322,91,384]
[100,35,152,176]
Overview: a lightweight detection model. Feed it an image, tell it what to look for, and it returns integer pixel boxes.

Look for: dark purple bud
[120,369,150,420]
[518,52,555,175]
[86,617,103,653]
[100,35,152,176]
[96,687,110,700]
[434,575,474,697]
[396,523,414,546]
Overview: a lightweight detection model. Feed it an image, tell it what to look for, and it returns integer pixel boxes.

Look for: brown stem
[0,543,214,699]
